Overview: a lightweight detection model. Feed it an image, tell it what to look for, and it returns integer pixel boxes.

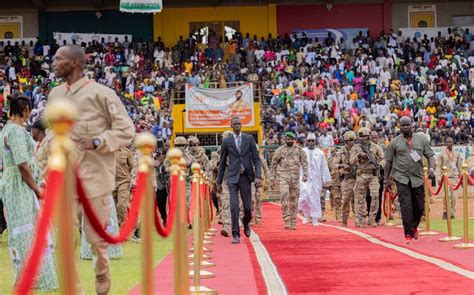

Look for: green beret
[285,132,296,139]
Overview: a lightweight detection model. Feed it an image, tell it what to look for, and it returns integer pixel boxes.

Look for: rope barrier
[199,182,205,218]
[208,184,214,222]
[425,176,444,196]
[15,169,65,295]
[76,170,148,244]
[382,189,396,218]
[445,175,464,191]
[154,173,178,237]
[188,181,196,225]
[468,175,474,186]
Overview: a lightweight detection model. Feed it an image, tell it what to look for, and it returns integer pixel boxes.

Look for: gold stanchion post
[454,164,474,249]
[167,148,191,294]
[189,164,216,288]
[45,100,78,295]
[439,166,461,242]
[136,133,157,294]
[420,167,438,236]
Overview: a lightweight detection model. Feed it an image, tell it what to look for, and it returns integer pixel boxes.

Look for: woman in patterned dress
[0,92,58,291]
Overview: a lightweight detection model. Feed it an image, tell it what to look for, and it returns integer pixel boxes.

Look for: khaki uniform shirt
[349,142,385,171]
[436,149,462,180]
[270,145,308,180]
[115,147,134,183]
[385,134,434,188]
[48,77,135,198]
[35,130,54,177]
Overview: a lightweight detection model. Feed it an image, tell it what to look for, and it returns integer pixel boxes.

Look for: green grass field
[421,218,474,238]
[0,233,174,294]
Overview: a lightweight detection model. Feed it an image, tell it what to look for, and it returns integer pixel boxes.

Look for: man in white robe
[299,133,331,226]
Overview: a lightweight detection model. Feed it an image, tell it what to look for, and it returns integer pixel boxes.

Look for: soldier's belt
[357,169,376,175]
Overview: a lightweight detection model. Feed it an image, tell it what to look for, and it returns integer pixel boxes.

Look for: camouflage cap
[285,131,296,139]
[187,136,199,145]
[222,130,233,139]
[343,131,357,141]
[174,136,187,145]
[358,127,371,137]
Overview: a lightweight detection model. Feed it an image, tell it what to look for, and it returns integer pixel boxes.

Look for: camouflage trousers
[443,177,458,215]
[219,182,231,234]
[252,185,262,224]
[354,173,380,226]
[278,175,300,228]
[112,180,130,226]
[341,178,355,224]
[331,185,342,220]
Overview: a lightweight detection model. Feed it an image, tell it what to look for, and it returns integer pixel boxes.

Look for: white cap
[307,133,316,140]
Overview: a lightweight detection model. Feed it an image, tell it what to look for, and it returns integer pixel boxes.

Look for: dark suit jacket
[217,133,261,185]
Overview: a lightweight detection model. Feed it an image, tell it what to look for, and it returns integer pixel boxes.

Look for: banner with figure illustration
[119,0,163,13]
[185,83,255,128]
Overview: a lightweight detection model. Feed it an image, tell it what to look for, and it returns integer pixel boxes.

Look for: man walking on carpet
[384,116,435,244]
[299,133,331,226]
[216,117,261,244]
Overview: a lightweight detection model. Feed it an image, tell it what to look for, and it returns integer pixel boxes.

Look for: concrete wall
[0,10,39,38]
[392,2,474,30]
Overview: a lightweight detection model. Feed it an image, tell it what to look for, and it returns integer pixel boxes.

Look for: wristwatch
[92,137,102,149]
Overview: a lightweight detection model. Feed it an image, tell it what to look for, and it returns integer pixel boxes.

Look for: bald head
[400,116,412,125]
[53,44,86,80]
[400,116,413,138]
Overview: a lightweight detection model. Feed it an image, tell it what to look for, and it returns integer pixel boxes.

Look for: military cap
[187,136,199,145]
[174,136,187,145]
[343,131,357,141]
[285,132,296,139]
[358,127,371,137]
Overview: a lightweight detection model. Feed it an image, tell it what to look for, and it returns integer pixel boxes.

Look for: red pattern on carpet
[251,203,474,294]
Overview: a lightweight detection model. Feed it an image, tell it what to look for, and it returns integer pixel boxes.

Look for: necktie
[236,135,241,152]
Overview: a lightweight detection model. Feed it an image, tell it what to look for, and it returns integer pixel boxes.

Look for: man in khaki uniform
[350,128,385,227]
[436,137,462,219]
[327,146,342,220]
[332,131,357,226]
[113,146,134,226]
[31,120,50,177]
[49,45,135,295]
[270,132,308,230]
[188,136,210,173]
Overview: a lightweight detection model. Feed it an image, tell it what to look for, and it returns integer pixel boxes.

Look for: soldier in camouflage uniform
[209,151,220,217]
[164,136,196,207]
[113,146,135,226]
[253,148,270,224]
[327,146,342,221]
[263,129,279,166]
[270,132,308,230]
[216,131,234,237]
[188,136,210,173]
[332,131,357,226]
[350,128,385,227]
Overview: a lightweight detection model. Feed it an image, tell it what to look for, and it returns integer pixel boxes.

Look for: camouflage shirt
[270,145,308,179]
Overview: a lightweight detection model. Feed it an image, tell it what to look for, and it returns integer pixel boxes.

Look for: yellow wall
[172,102,262,144]
[154,4,277,46]
[0,23,21,38]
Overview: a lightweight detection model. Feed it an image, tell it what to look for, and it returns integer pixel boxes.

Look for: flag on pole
[120,0,163,13]
[152,96,161,110]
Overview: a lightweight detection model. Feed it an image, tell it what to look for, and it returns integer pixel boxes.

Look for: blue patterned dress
[0,123,58,291]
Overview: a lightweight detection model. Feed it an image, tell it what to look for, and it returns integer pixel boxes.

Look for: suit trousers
[396,181,424,238]
[228,173,252,237]
[0,199,6,233]
[156,188,168,226]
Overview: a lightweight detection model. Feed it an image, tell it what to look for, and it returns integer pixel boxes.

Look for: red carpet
[128,228,260,294]
[251,203,474,294]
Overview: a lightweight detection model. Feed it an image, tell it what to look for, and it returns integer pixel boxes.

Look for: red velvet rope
[199,182,205,218]
[15,169,64,295]
[425,176,444,196]
[468,175,474,186]
[178,177,186,224]
[76,170,148,244]
[153,174,178,237]
[208,184,214,222]
[444,175,463,191]
[188,180,197,224]
[382,189,397,218]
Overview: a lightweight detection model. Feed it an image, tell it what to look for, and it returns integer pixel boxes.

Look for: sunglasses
[306,139,316,142]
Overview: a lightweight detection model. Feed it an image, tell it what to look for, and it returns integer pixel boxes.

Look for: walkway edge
[249,230,288,295]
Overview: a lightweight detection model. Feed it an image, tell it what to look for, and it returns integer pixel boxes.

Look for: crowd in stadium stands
[0,28,473,147]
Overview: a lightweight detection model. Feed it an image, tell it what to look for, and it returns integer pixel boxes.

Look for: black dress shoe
[244,223,251,238]
[220,229,229,237]
[231,236,240,244]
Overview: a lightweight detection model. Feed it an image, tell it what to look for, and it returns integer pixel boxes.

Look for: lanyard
[403,136,413,151]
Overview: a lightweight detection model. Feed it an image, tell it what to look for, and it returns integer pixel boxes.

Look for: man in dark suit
[217,117,262,244]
